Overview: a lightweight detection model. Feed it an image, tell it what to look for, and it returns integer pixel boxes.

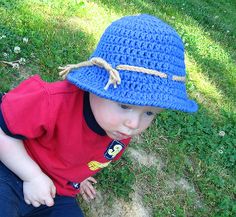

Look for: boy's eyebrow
[118,102,164,113]
[152,108,164,113]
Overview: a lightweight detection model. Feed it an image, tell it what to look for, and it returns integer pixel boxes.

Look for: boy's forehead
[137,105,163,112]
[93,93,164,112]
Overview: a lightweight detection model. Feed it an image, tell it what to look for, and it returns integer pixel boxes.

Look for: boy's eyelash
[120,104,130,109]
[119,104,155,116]
[118,103,156,117]
[146,111,155,116]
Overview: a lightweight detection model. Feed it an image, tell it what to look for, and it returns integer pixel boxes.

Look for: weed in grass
[94,153,136,203]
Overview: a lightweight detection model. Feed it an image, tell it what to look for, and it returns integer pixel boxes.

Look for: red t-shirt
[1,75,131,196]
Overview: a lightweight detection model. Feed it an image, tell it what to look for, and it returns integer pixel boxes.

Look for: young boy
[0,14,198,216]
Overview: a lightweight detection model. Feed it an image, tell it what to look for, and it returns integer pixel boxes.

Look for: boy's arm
[0,128,56,207]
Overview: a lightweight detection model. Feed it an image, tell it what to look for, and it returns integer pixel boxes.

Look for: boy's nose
[124,115,140,130]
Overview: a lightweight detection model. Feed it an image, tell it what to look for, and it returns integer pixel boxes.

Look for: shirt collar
[83,91,106,136]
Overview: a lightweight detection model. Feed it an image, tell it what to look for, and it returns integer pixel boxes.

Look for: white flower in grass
[14,46,21,54]
[0,35,6,39]
[12,63,20,69]
[218,131,225,137]
[30,53,35,58]
[3,52,8,57]
[23,37,29,43]
[19,58,26,65]
[218,149,223,154]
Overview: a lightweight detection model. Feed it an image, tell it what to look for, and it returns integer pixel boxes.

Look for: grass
[0,0,235,216]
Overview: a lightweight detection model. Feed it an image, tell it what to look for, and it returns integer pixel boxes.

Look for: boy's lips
[115,131,131,139]
[117,132,130,137]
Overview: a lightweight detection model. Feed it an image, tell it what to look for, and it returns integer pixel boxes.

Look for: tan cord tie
[59,57,121,90]
[116,65,167,78]
[59,57,186,90]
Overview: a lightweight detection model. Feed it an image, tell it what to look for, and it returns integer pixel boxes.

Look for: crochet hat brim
[67,66,198,113]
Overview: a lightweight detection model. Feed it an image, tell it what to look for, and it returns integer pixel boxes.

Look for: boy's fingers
[83,185,96,199]
[51,185,56,198]
[85,190,94,199]
[42,190,55,207]
[32,201,41,207]
[24,198,31,205]
[44,197,54,207]
[87,185,96,196]
[87,177,97,184]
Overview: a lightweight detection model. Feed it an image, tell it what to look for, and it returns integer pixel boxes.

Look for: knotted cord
[59,57,186,90]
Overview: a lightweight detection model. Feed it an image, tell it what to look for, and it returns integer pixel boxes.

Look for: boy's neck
[83,92,106,136]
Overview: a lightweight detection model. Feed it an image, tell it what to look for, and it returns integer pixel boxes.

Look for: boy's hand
[80,177,97,202]
[23,173,56,207]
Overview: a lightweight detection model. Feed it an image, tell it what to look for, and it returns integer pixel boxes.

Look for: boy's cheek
[99,115,121,129]
[106,117,121,127]
[139,120,154,133]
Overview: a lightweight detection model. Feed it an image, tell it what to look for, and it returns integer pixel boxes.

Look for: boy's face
[89,94,162,140]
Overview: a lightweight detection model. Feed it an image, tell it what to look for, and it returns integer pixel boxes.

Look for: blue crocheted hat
[64,14,198,112]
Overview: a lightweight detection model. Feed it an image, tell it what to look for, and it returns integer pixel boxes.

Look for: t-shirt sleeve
[0,75,50,139]
[0,106,26,139]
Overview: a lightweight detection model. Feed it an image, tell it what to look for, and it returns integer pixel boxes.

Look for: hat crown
[67,14,198,112]
[91,14,185,78]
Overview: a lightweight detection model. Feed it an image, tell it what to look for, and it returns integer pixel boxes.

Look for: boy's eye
[119,104,130,110]
[145,111,154,116]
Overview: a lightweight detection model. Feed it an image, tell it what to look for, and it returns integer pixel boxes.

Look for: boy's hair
[60,14,198,112]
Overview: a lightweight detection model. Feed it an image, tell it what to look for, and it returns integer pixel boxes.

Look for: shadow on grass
[163,0,236,104]
[94,0,236,57]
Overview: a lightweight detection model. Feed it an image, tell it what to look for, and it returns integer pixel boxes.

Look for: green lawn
[0,0,235,216]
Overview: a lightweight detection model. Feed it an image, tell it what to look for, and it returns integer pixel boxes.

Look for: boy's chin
[106,131,131,140]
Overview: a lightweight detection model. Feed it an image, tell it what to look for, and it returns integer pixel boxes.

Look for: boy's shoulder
[20,74,82,96]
